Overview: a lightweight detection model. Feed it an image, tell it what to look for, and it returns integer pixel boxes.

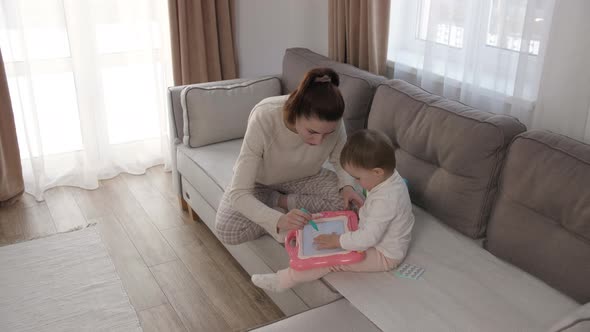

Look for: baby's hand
[313,233,341,249]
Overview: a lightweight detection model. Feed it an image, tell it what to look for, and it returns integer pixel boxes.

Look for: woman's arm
[227,111,283,238]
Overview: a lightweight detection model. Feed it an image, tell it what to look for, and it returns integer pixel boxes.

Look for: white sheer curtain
[0,0,174,200]
[387,0,555,125]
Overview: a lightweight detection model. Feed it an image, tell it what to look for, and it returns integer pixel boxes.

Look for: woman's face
[294,116,339,146]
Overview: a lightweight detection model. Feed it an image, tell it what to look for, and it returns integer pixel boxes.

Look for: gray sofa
[167,48,590,331]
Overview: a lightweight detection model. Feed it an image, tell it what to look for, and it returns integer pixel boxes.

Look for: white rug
[0,227,141,331]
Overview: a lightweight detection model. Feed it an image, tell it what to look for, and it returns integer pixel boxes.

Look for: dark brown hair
[340,129,396,173]
[283,68,345,124]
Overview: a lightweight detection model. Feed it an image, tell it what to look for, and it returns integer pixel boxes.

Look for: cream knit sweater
[227,95,355,240]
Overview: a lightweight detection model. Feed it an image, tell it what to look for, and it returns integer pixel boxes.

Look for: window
[387,0,554,104]
[486,0,545,55]
[1,0,173,198]
[416,0,467,49]
[414,0,543,55]
[1,0,172,157]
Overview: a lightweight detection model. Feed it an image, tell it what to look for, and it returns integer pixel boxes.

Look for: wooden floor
[0,166,284,331]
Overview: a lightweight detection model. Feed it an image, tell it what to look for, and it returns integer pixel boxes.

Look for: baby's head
[340,129,396,191]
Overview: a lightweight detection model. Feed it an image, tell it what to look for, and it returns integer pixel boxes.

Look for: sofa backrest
[368,79,526,239]
[485,130,590,303]
[282,48,385,134]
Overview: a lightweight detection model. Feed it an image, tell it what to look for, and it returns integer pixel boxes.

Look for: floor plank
[164,227,271,330]
[96,215,168,311]
[161,224,205,252]
[70,186,112,221]
[101,177,148,217]
[44,187,87,232]
[163,223,285,322]
[0,192,46,243]
[101,177,177,266]
[121,173,186,230]
[181,243,270,330]
[21,204,56,240]
[200,234,285,321]
[146,166,181,210]
[150,260,231,332]
[12,193,44,209]
[0,206,24,245]
[138,304,187,332]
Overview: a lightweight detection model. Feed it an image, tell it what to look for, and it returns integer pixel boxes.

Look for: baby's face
[344,164,385,192]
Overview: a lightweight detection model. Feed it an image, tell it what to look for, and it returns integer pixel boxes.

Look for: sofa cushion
[281,48,330,93]
[181,77,281,148]
[367,79,526,238]
[324,206,578,332]
[486,130,590,303]
[177,139,242,209]
[549,302,590,332]
[282,48,385,134]
[170,78,256,140]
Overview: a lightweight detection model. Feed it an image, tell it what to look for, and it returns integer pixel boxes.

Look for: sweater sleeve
[329,122,356,189]
[227,109,284,240]
[339,197,393,251]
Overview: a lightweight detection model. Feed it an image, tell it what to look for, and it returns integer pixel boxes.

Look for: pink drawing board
[286,210,365,271]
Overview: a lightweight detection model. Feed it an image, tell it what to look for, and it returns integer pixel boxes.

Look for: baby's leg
[275,248,398,290]
[330,248,399,273]
[277,266,332,289]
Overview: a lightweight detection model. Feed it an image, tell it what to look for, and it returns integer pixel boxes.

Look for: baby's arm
[339,198,392,251]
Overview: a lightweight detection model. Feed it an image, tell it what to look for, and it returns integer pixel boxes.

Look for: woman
[215,68,365,245]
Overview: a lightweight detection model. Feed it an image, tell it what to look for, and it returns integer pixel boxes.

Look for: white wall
[235,0,328,78]
[533,0,590,142]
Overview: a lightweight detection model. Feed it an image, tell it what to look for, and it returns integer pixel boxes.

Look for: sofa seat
[177,139,339,209]
[177,139,242,209]
[176,140,342,314]
[324,206,578,332]
[249,299,380,332]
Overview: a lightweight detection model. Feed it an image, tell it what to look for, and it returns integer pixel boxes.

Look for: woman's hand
[314,233,341,249]
[341,186,364,209]
[277,209,311,231]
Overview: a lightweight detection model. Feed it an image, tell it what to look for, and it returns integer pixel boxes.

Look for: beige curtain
[329,0,390,76]
[168,0,238,85]
[0,49,24,206]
